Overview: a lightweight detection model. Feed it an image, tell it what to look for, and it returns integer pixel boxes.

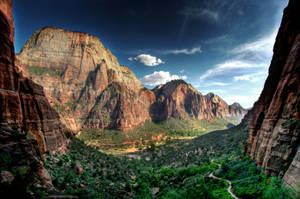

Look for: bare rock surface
[17,27,150,132]
[151,80,247,121]
[243,0,300,189]
[17,29,247,132]
[0,0,72,194]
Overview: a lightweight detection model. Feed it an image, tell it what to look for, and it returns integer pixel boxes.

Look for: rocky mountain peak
[17,26,247,132]
[230,102,242,108]
[17,26,143,92]
[153,79,199,98]
[16,27,148,131]
[205,93,226,104]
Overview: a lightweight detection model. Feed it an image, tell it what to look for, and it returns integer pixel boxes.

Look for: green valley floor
[37,126,300,199]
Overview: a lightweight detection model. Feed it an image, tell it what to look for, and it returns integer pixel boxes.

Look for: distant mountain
[17,27,247,132]
[151,80,246,122]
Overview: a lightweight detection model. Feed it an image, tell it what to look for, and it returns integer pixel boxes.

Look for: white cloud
[234,75,258,82]
[216,60,267,69]
[128,54,164,66]
[210,82,229,86]
[179,69,185,74]
[200,9,219,21]
[231,32,276,56]
[206,82,229,86]
[141,71,187,86]
[164,47,202,55]
[197,31,277,108]
[182,8,219,22]
[199,30,276,83]
[233,71,267,83]
[199,60,267,82]
[231,31,277,63]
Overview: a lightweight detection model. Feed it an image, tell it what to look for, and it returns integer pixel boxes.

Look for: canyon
[0,0,299,197]
[16,27,246,132]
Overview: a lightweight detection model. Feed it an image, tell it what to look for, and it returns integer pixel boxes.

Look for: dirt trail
[208,172,239,199]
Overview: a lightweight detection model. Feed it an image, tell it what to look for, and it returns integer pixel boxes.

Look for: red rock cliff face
[0,0,71,193]
[17,27,153,132]
[151,80,246,121]
[0,1,70,154]
[244,0,300,189]
[17,27,247,132]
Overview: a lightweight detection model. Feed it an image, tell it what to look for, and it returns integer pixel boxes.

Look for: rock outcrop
[17,27,152,132]
[0,0,72,194]
[151,80,246,122]
[244,0,300,189]
[0,0,70,154]
[85,83,155,131]
[16,26,247,132]
[229,102,248,119]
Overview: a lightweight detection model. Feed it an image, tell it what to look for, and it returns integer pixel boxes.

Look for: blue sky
[13,0,287,108]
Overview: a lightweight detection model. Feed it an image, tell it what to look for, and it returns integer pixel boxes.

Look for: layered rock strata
[17,27,151,132]
[16,26,247,132]
[244,0,300,189]
[0,0,70,154]
[0,0,72,194]
[151,80,246,122]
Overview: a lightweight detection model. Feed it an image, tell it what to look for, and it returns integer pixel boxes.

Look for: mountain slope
[17,28,247,133]
[151,80,246,122]
[17,27,152,132]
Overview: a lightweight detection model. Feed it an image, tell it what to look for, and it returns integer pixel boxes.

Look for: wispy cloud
[164,47,202,55]
[199,60,267,82]
[141,71,187,86]
[231,31,276,63]
[233,71,267,83]
[200,81,230,87]
[182,8,219,22]
[199,29,277,83]
[128,54,164,66]
[233,75,259,82]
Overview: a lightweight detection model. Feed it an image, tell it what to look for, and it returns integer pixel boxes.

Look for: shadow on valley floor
[76,118,242,154]
[43,126,299,199]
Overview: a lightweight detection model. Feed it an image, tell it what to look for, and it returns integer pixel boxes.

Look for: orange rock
[0,0,70,155]
[151,80,246,121]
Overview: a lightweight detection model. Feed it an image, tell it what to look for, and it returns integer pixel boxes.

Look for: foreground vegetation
[43,127,299,198]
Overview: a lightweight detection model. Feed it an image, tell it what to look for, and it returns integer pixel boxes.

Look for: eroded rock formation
[151,80,246,122]
[244,0,300,189]
[0,0,72,193]
[0,0,70,154]
[17,28,247,132]
[17,27,152,132]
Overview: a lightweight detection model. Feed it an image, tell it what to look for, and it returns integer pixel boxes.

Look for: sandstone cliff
[244,0,300,189]
[0,0,71,193]
[151,80,246,122]
[0,1,70,154]
[17,27,152,132]
[17,27,247,132]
